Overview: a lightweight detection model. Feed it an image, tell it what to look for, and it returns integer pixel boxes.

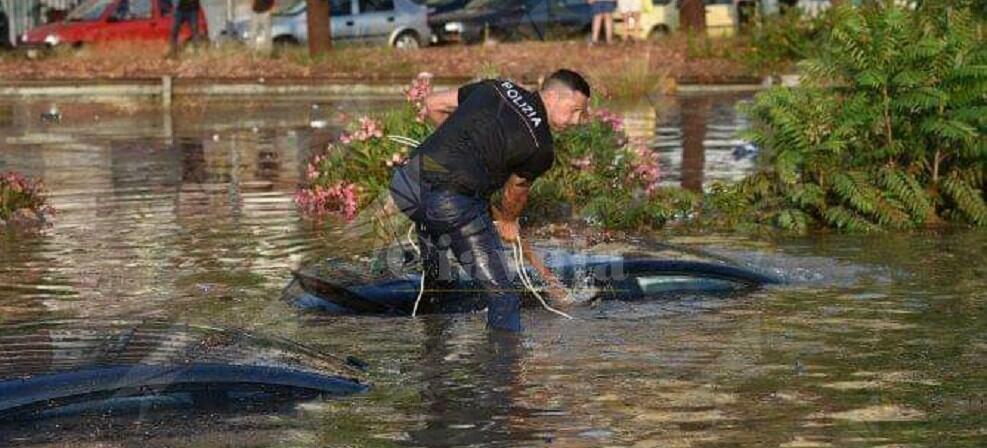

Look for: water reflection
[621,92,758,189]
[0,95,983,447]
[411,318,530,447]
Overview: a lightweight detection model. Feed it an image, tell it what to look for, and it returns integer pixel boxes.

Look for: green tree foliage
[743,5,835,74]
[724,1,986,231]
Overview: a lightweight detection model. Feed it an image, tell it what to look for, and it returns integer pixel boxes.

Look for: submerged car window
[359,0,395,13]
[67,0,115,21]
[113,0,153,20]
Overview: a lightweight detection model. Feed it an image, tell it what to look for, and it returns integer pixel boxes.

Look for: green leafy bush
[742,6,834,74]
[721,2,987,231]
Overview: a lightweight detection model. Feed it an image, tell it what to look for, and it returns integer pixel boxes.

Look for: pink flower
[339,116,384,144]
[593,108,624,133]
[570,155,594,171]
[404,73,434,123]
[294,182,361,220]
[631,146,662,196]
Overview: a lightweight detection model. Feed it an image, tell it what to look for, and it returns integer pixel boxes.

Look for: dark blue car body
[430,0,593,44]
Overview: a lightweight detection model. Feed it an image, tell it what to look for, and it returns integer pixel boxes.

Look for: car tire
[393,31,420,50]
[273,36,299,48]
[648,26,670,41]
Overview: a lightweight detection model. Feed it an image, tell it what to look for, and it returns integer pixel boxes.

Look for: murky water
[1,94,984,447]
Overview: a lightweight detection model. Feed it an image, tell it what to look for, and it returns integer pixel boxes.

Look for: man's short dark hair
[544,69,591,98]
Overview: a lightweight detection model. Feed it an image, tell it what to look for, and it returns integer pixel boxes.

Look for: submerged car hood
[0,319,368,421]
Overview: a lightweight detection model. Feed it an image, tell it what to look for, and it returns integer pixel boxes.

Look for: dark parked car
[422,0,471,17]
[429,0,593,45]
[0,4,10,49]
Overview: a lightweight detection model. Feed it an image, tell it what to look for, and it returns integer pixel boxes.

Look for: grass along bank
[0,37,755,99]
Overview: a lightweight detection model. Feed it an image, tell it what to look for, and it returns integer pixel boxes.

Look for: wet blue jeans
[390,161,521,332]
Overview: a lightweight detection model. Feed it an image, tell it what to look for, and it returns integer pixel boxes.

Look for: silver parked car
[233,0,431,49]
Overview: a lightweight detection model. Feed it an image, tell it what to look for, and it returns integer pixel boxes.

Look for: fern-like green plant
[725,1,986,231]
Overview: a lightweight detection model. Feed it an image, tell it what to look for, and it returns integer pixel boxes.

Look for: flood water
[0,94,984,447]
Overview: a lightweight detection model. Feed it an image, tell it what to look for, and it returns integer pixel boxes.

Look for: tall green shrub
[727,2,986,231]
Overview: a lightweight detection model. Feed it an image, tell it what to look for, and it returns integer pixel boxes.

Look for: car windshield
[273,0,307,15]
[464,0,515,10]
[67,0,115,21]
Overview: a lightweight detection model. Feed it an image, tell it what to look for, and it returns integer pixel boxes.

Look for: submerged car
[429,0,594,45]
[19,0,208,49]
[284,243,780,316]
[232,0,431,49]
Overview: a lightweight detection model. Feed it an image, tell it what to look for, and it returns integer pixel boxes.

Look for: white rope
[388,134,426,316]
[409,223,426,317]
[387,135,421,148]
[513,236,574,320]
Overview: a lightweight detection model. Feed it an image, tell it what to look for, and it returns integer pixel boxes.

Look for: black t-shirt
[413,79,554,198]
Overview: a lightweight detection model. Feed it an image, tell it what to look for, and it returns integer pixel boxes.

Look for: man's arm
[493,174,531,242]
[494,174,575,306]
[424,89,459,126]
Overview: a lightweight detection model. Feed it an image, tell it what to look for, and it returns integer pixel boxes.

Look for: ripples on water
[1,95,984,447]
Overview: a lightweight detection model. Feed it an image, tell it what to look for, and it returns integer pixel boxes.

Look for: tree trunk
[307,0,332,57]
[680,96,712,192]
[680,0,706,33]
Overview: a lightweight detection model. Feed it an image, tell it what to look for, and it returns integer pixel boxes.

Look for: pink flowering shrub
[632,145,662,196]
[294,182,361,220]
[404,72,434,123]
[339,117,385,144]
[1,171,55,227]
[298,75,696,229]
[296,75,434,220]
[592,108,624,133]
[530,108,697,228]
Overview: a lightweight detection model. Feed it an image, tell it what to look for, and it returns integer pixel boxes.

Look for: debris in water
[41,105,61,123]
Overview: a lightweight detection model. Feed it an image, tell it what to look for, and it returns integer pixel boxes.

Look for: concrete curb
[0,77,771,99]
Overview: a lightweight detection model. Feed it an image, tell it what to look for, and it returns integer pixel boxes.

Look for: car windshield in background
[464,0,514,10]
[274,0,307,15]
[424,0,461,6]
[67,0,114,21]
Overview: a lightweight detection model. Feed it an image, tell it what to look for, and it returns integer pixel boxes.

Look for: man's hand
[545,281,575,307]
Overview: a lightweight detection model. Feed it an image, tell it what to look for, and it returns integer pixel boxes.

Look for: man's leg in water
[423,191,520,331]
[448,213,521,331]
[417,224,457,295]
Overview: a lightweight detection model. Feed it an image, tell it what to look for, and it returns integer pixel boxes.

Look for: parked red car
[20,0,207,48]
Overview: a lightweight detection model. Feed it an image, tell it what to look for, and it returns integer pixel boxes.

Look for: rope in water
[512,236,574,320]
[387,135,572,319]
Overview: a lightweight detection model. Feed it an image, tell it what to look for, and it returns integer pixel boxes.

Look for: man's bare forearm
[499,175,530,222]
[424,89,458,126]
